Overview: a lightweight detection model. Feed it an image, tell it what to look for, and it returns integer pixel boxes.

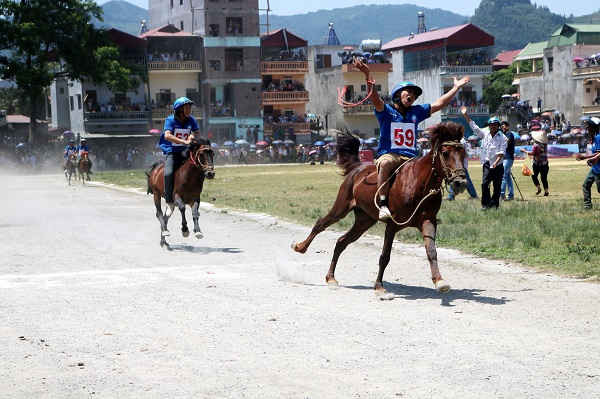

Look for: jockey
[63,139,78,169]
[159,96,200,209]
[354,58,470,220]
[77,138,92,173]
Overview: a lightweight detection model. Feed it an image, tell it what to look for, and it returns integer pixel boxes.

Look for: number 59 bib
[390,122,416,151]
[173,128,190,147]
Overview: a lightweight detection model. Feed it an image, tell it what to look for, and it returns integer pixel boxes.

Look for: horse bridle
[189,145,214,173]
[431,140,466,186]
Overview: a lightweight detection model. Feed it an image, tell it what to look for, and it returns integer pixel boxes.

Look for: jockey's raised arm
[354,58,384,112]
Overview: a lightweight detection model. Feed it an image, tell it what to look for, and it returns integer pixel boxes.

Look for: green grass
[96,159,600,278]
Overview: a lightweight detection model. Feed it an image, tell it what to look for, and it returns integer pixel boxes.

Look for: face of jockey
[394,88,419,109]
[182,103,192,118]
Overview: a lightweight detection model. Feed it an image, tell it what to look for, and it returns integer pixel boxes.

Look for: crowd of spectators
[262,49,307,62]
[210,101,233,117]
[147,50,195,62]
[444,50,491,66]
[263,80,305,92]
[574,53,600,68]
[264,112,310,125]
[84,101,148,114]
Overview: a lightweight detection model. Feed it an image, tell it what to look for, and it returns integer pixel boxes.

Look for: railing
[342,104,374,114]
[583,105,600,115]
[262,91,309,105]
[440,65,492,74]
[264,122,310,133]
[261,61,309,74]
[443,104,489,115]
[515,71,543,79]
[152,109,171,119]
[84,111,149,120]
[148,60,202,71]
[573,65,600,76]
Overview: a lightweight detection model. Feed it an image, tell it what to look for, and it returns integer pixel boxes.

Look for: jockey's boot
[378,205,392,221]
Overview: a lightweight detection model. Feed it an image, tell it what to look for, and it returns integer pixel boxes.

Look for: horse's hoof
[376,290,394,301]
[291,242,306,254]
[435,279,451,293]
[161,230,170,237]
[195,231,203,239]
[182,230,190,238]
[326,279,339,289]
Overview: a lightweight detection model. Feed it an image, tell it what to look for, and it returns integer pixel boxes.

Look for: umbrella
[323,136,335,142]
[149,128,161,135]
[373,51,385,57]
[16,142,27,149]
[256,140,268,146]
[501,94,512,99]
[283,139,295,145]
[249,144,256,149]
[571,128,582,134]
[520,134,531,141]
[561,133,572,139]
[313,141,325,146]
[343,46,354,51]
[272,140,283,145]
[547,133,557,139]
[210,142,219,148]
[223,141,234,147]
[235,139,249,145]
[573,57,584,62]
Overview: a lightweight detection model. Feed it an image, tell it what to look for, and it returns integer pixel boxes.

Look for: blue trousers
[500,158,514,199]
[447,168,478,200]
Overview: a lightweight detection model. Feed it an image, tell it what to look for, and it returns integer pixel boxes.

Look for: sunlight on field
[96,159,600,278]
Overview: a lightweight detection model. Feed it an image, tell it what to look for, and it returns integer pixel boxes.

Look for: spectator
[521,130,549,196]
[500,121,515,201]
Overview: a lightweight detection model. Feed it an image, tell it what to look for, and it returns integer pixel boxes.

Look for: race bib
[390,122,416,151]
[173,128,190,146]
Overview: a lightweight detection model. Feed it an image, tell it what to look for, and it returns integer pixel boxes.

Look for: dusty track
[1,174,599,398]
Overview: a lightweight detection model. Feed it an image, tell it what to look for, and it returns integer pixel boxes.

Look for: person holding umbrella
[521,129,549,196]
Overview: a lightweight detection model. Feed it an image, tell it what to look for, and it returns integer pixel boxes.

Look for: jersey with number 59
[159,114,200,154]
[374,103,431,158]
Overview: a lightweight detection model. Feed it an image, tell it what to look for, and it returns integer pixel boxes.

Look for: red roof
[7,115,46,124]
[140,24,194,38]
[382,24,494,52]
[261,28,307,48]
[493,49,522,66]
[108,28,146,49]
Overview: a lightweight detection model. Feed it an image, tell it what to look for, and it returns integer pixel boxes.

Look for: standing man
[576,117,600,209]
[461,107,507,210]
[500,121,515,200]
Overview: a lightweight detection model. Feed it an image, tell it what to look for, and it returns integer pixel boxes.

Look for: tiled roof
[383,24,469,51]
[493,49,522,66]
[140,24,194,38]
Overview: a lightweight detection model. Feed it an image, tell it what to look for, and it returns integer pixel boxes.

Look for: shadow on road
[165,244,243,254]
[346,282,511,306]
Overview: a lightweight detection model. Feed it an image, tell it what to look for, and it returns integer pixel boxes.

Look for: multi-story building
[512,41,546,112]
[260,29,310,143]
[149,0,262,143]
[383,22,494,133]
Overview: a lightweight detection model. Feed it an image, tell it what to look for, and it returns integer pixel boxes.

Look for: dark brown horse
[292,123,467,294]
[78,152,91,184]
[146,139,216,247]
[64,153,78,186]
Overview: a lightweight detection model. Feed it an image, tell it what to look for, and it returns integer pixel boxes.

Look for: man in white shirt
[461,106,507,209]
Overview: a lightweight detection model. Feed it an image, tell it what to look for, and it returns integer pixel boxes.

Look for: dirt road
[1,174,599,398]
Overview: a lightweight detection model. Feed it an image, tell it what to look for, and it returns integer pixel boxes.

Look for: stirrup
[378,205,392,221]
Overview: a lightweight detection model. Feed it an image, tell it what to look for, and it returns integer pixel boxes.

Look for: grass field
[96,158,600,278]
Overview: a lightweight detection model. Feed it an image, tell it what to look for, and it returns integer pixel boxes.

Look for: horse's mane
[428,122,464,146]
[336,129,361,176]
[190,137,211,149]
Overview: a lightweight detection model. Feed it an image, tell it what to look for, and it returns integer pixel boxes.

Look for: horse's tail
[145,162,161,194]
[336,130,362,176]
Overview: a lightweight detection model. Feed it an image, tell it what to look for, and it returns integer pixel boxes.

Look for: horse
[64,153,78,185]
[292,123,467,294]
[146,139,216,247]
[78,152,91,184]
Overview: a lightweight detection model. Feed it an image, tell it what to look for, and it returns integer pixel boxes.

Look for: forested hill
[570,10,600,24]
[259,4,467,45]
[471,0,566,51]
[97,0,148,36]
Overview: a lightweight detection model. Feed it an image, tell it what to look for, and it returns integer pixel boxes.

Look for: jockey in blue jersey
[77,138,92,173]
[354,58,470,220]
[63,140,78,169]
[159,96,200,212]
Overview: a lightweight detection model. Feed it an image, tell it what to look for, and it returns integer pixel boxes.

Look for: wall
[518,75,544,109]
[305,66,343,133]
[149,72,199,103]
[83,81,146,107]
[148,0,193,31]
[50,78,71,130]
[543,45,580,122]
[67,80,85,135]
[404,67,442,129]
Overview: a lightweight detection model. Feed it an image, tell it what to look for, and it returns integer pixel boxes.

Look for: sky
[100,0,596,18]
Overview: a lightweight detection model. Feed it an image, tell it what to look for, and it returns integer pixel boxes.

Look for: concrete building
[515,24,600,122]
[260,29,310,143]
[383,23,494,134]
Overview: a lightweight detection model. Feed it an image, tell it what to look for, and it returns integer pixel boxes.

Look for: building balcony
[573,65,600,78]
[342,63,392,73]
[442,104,489,116]
[583,105,600,116]
[515,71,543,79]
[440,65,492,75]
[261,61,309,75]
[148,60,202,72]
[85,111,149,121]
[342,104,375,115]
[83,111,150,134]
[264,122,310,133]
[262,91,309,105]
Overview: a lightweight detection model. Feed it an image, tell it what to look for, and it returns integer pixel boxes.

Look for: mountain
[96,0,148,36]
[260,4,467,45]
[471,0,566,52]
[570,10,600,24]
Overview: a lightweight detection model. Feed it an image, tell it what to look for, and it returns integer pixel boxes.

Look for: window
[170,0,173,8]
[375,84,382,92]
[547,57,553,72]
[186,88,200,103]
[77,94,82,110]
[361,84,367,92]
[209,60,221,71]
[316,54,332,69]
[226,17,243,35]
[59,87,64,94]
[180,21,184,31]
[180,0,183,4]
[225,48,244,72]
[70,96,74,111]
[208,24,219,37]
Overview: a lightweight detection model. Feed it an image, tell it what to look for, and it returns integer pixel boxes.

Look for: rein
[189,145,213,172]
[373,139,465,227]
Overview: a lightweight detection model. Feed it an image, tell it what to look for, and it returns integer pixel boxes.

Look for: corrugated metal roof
[493,49,522,66]
[547,24,600,47]
[382,24,494,52]
[261,28,308,48]
[514,41,548,61]
[383,24,468,51]
[140,25,194,38]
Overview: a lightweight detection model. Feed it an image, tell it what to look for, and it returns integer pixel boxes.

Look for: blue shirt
[159,115,200,154]
[78,144,89,153]
[592,133,600,174]
[375,103,431,158]
[64,145,77,159]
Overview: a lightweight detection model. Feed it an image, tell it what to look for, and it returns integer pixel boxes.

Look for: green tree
[483,65,517,113]
[0,0,138,143]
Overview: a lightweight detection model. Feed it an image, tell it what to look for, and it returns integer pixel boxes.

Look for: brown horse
[292,123,467,294]
[78,152,91,184]
[64,153,78,186]
[146,139,216,247]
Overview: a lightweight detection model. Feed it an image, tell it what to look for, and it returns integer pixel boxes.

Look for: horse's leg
[176,197,189,238]
[420,219,450,293]
[154,191,170,245]
[374,222,398,293]
[293,180,354,253]
[192,200,203,239]
[326,208,375,286]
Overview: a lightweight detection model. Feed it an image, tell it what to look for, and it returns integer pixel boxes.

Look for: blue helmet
[173,97,194,111]
[390,81,423,100]
[487,116,501,125]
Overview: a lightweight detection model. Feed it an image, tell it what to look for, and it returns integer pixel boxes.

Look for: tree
[482,65,518,113]
[0,0,137,144]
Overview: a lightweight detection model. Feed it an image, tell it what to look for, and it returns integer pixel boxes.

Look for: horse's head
[189,138,215,179]
[429,122,467,194]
